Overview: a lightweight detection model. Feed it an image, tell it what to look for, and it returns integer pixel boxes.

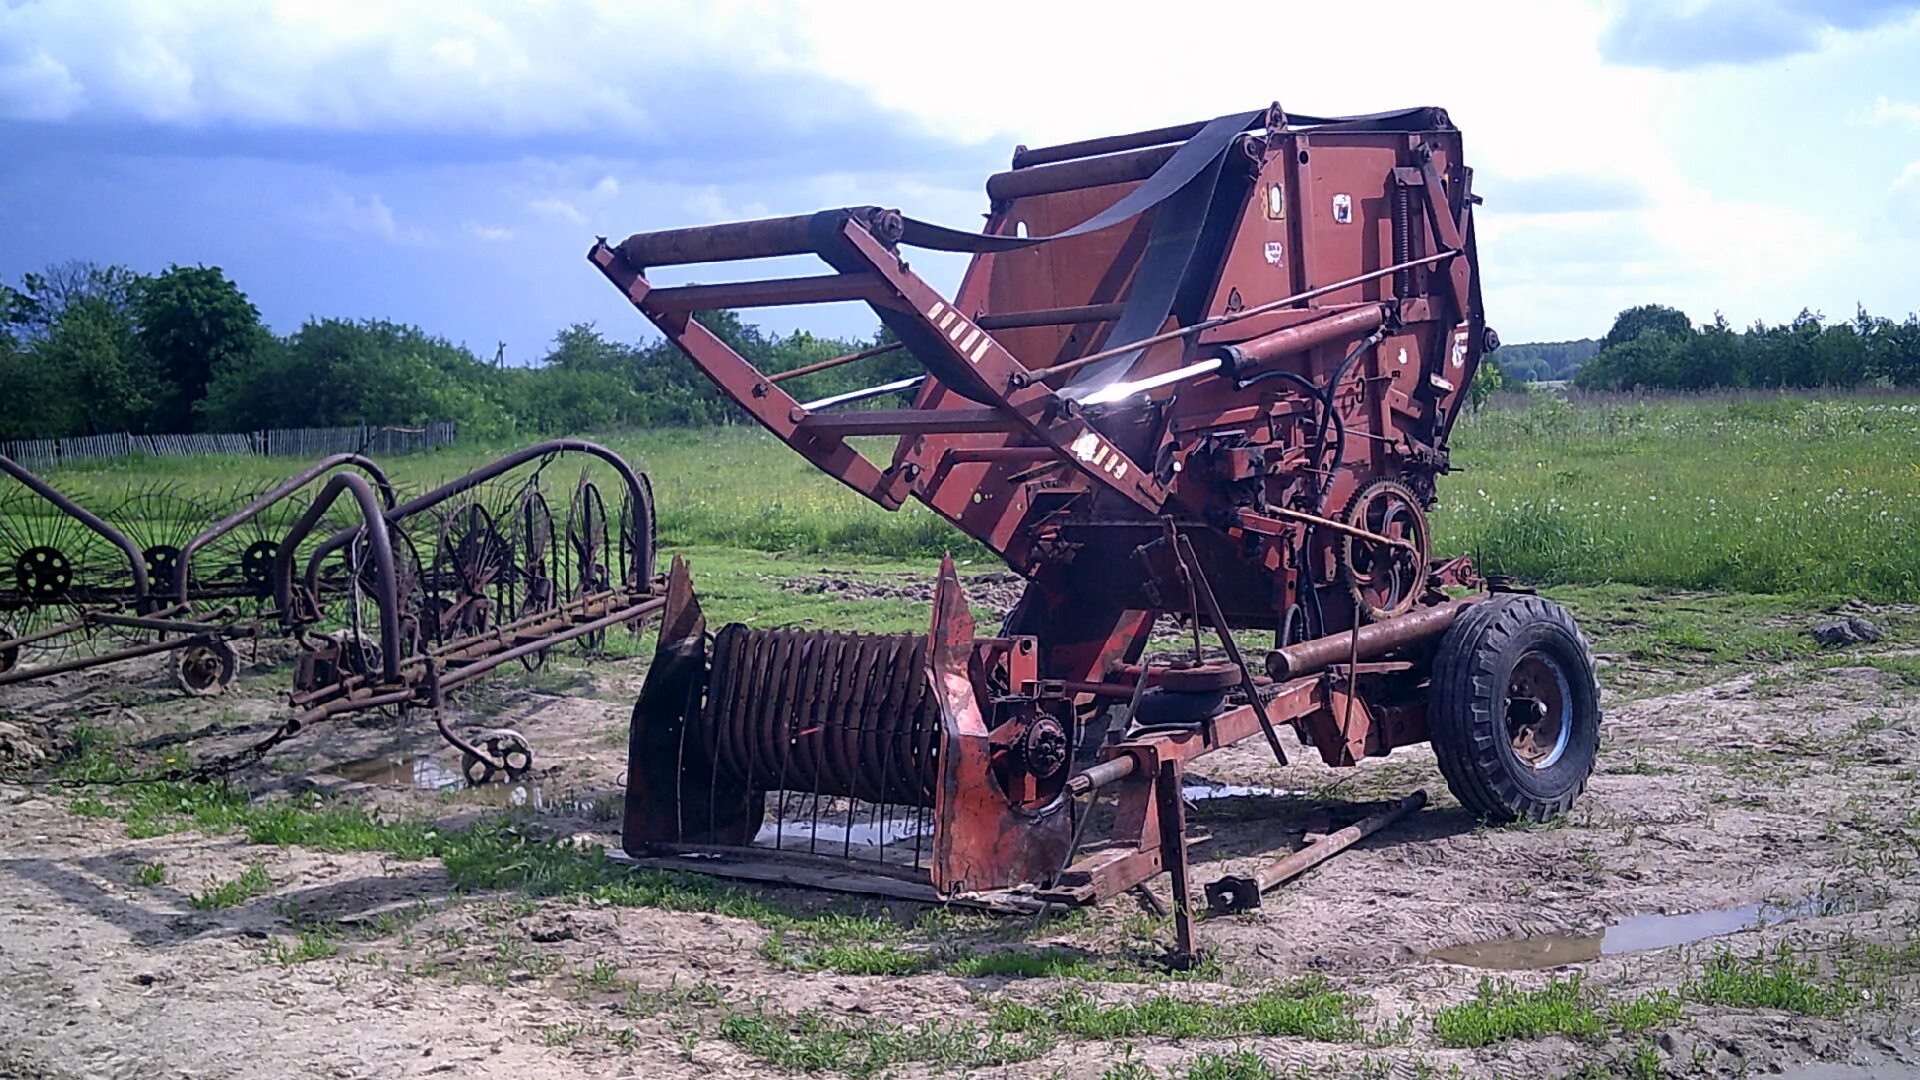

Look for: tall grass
[1443,394,1920,598]
[27,391,1920,599]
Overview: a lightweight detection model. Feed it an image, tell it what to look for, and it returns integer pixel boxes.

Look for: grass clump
[716,1003,1053,1078]
[1687,946,1859,1016]
[989,980,1362,1043]
[1184,1049,1279,1080]
[760,931,933,976]
[1434,975,1683,1048]
[130,860,167,886]
[189,864,272,910]
[1433,975,1606,1048]
[263,928,339,966]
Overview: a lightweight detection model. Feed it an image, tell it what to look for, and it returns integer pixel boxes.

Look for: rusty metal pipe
[434,597,665,692]
[1205,791,1427,912]
[767,340,906,384]
[1011,120,1217,170]
[0,631,219,688]
[1216,305,1388,372]
[274,472,399,684]
[616,213,821,267]
[1265,598,1473,681]
[175,453,394,606]
[987,145,1179,202]
[1067,754,1139,796]
[615,208,902,268]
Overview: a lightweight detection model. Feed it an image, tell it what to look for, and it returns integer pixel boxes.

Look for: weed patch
[715,1003,1053,1078]
[989,980,1362,1043]
[1688,946,1859,1016]
[189,864,272,910]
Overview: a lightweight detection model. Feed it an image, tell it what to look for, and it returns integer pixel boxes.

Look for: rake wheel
[567,479,610,652]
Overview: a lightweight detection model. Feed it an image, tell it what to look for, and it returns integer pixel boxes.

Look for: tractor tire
[1429,594,1600,823]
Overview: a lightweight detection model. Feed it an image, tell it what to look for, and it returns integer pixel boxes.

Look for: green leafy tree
[30,295,156,434]
[1601,304,1692,351]
[135,265,271,431]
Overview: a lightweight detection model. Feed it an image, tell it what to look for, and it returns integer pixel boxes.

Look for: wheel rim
[179,644,226,693]
[1506,650,1573,770]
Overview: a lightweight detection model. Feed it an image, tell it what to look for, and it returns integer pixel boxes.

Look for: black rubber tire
[1429,594,1600,823]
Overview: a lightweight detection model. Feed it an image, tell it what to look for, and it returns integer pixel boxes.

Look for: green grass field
[23,390,1920,603]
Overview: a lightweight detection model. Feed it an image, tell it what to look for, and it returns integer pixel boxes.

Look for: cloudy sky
[3,0,1917,361]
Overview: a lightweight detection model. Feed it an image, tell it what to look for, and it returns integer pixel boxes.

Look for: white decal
[959,328,980,353]
[928,301,945,320]
[969,337,992,363]
[1332,194,1352,224]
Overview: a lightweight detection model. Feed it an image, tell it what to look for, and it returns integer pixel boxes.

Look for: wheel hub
[1506,651,1572,770]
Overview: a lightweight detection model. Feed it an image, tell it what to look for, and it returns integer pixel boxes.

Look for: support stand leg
[1155,759,1198,966]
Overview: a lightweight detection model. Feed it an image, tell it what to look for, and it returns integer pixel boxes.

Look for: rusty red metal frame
[604,107,1504,937]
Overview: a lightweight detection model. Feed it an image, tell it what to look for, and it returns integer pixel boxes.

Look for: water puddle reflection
[1432,898,1858,970]
[327,753,594,813]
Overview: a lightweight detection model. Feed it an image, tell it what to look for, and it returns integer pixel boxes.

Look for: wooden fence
[0,422,458,469]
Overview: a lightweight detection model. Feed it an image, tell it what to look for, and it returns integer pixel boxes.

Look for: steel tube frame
[273,472,400,684]
[174,453,395,606]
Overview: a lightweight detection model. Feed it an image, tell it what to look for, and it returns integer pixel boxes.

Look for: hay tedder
[1,442,661,782]
[594,104,1600,946]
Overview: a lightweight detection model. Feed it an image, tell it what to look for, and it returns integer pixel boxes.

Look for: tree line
[0,261,909,441]
[1569,304,1920,391]
[7,260,1918,443]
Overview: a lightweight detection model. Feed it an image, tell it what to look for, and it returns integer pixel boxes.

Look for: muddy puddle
[1432,898,1857,970]
[327,753,596,813]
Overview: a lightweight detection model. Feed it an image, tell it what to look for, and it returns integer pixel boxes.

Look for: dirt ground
[3,597,1920,1079]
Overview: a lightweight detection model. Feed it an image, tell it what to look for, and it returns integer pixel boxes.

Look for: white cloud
[528,197,585,225]
[0,49,86,120]
[1865,95,1920,128]
[5,0,1916,343]
[0,0,813,135]
[318,192,431,246]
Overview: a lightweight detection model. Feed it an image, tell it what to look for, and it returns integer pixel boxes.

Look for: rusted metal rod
[766,340,906,383]
[1265,599,1472,681]
[1011,120,1218,170]
[616,208,903,268]
[986,144,1180,202]
[175,453,393,605]
[976,302,1128,330]
[645,274,886,313]
[1204,790,1428,913]
[0,632,220,688]
[1238,506,1415,552]
[1036,251,1457,385]
[1217,304,1388,371]
[1175,532,1288,768]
